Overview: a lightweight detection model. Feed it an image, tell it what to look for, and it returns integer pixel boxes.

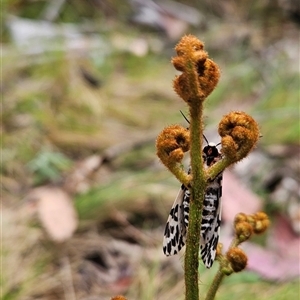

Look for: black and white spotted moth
[163,139,223,268]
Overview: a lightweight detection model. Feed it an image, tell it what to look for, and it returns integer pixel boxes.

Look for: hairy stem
[205,269,225,300]
[184,103,206,300]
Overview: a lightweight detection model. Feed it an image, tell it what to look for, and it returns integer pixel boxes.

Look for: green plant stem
[205,269,225,300]
[206,157,232,181]
[184,103,206,300]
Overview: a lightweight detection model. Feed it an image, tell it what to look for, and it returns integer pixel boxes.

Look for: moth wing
[163,187,187,256]
[200,184,222,268]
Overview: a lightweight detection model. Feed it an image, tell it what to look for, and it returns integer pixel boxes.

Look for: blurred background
[2,0,299,299]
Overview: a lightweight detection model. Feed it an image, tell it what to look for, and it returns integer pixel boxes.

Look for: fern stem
[184,103,206,300]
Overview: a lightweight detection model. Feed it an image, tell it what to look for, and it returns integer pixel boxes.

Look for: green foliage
[254,73,299,144]
[75,170,167,220]
[27,150,72,184]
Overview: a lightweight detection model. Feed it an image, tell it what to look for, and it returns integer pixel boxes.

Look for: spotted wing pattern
[163,143,222,268]
[199,173,222,268]
[163,185,189,255]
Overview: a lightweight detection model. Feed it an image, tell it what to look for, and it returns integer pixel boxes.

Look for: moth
[163,136,223,268]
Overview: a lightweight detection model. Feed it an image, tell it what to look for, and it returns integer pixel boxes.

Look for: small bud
[111,296,127,300]
[234,213,248,225]
[226,248,248,272]
[252,212,270,234]
[235,222,253,242]
[246,215,256,225]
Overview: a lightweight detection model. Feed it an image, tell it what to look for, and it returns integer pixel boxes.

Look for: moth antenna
[203,134,209,145]
[180,110,190,124]
[216,142,221,147]
[179,111,211,146]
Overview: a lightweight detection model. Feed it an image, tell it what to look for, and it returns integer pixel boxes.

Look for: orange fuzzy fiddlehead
[172,35,220,105]
[218,111,260,163]
[156,125,191,186]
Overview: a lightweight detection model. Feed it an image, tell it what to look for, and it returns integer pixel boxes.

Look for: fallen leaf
[27,186,78,242]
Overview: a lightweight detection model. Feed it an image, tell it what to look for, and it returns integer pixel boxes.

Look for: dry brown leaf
[28,186,78,242]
